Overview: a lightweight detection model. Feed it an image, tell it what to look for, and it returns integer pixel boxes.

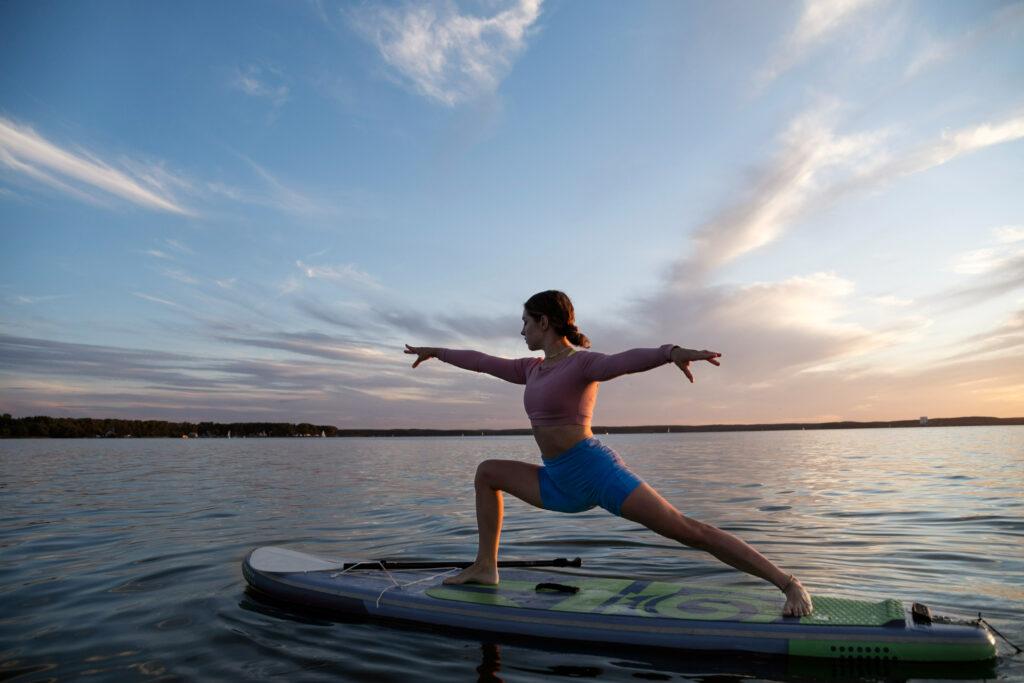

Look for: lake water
[1,427,1022,682]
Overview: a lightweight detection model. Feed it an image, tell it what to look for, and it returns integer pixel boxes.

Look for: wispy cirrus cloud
[217,330,395,366]
[296,260,382,288]
[132,292,188,310]
[675,108,1024,282]
[0,117,191,215]
[934,244,1024,310]
[159,268,201,286]
[164,238,194,255]
[756,0,881,89]
[901,116,1024,172]
[673,105,885,281]
[5,294,69,306]
[350,0,543,105]
[207,155,328,215]
[904,2,1024,78]
[946,308,1024,361]
[230,64,290,107]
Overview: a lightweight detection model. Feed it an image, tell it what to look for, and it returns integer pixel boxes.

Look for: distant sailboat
[227,430,232,439]
[321,430,326,438]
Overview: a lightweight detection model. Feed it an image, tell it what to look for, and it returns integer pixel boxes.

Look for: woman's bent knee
[475,460,498,488]
[475,459,520,491]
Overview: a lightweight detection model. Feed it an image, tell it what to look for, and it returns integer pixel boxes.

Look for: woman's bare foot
[782,575,813,617]
[442,561,499,585]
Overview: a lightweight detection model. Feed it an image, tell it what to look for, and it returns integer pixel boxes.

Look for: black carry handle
[342,557,582,570]
[535,582,580,594]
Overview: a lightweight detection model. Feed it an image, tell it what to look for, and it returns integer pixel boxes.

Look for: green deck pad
[426,578,906,627]
[801,596,905,627]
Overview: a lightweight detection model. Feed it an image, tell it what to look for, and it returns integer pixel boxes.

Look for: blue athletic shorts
[537,437,644,516]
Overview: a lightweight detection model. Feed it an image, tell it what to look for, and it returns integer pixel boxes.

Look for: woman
[405,290,813,617]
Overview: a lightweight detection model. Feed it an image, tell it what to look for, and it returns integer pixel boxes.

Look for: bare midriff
[532,424,592,459]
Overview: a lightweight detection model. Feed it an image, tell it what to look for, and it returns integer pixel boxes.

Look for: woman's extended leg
[443,459,544,585]
[619,483,813,616]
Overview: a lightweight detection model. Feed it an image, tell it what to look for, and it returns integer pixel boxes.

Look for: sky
[1,0,1022,429]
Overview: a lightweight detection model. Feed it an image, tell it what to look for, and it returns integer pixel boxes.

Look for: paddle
[342,557,582,570]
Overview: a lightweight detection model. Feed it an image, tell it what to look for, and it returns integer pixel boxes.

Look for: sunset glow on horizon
[1,1,1022,428]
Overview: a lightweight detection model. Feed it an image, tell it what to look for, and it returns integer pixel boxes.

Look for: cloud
[351,0,543,105]
[676,109,1024,282]
[159,268,201,286]
[293,296,378,332]
[436,312,516,341]
[904,2,1024,78]
[916,117,1024,169]
[757,0,880,88]
[946,308,1024,361]
[164,238,194,255]
[868,295,913,307]
[0,117,191,214]
[5,294,67,306]
[952,248,1011,276]
[296,260,383,288]
[0,117,340,220]
[934,253,1024,309]
[207,156,328,215]
[0,333,200,385]
[0,332,512,426]
[673,105,886,281]
[622,271,914,389]
[230,65,290,107]
[133,292,188,310]
[217,330,396,365]
[932,229,1024,308]
[994,225,1024,244]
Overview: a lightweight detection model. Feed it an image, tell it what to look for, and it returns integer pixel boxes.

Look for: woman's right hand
[404,344,439,368]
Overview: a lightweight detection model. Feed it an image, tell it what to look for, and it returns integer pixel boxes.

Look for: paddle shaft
[342,557,582,570]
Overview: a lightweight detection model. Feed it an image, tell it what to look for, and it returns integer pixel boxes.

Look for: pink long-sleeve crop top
[438,345,677,427]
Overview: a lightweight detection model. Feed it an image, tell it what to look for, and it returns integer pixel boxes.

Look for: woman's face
[521,310,545,350]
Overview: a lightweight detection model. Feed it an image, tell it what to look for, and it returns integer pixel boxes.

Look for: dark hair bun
[524,290,592,348]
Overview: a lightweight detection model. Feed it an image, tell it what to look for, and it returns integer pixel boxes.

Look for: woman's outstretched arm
[580,345,721,383]
[405,344,536,385]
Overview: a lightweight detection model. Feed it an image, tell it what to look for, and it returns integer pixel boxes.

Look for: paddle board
[242,546,996,662]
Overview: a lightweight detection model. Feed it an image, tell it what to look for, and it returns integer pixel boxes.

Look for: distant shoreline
[1,414,1021,438]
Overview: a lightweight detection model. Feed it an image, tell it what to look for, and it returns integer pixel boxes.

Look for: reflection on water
[0,427,1022,681]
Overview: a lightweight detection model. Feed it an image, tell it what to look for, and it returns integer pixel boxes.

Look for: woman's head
[522,290,592,349]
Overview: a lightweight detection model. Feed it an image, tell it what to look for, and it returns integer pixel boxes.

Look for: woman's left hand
[670,347,721,383]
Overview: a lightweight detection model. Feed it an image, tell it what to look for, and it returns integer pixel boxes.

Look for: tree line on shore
[1,413,1020,439]
[0,414,337,439]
